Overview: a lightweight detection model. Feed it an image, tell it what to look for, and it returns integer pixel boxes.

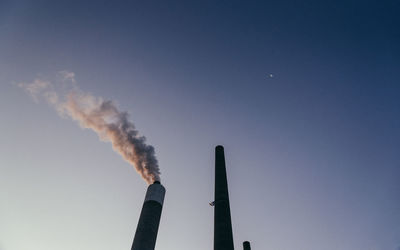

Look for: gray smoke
[18,71,160,184]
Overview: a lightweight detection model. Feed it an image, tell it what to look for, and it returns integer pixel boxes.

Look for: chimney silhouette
[214,145,234,250]
[243,241,251,250]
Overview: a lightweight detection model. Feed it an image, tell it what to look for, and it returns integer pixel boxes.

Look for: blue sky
[1,1,399,249]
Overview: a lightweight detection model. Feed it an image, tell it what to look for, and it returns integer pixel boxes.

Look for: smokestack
[131,181,166,250]
[243,241,251,250]
[214,145,234,250]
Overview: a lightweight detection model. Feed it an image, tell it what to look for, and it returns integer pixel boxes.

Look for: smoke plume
[18,71,160,184]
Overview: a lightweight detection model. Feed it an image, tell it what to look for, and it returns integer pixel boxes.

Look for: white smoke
[18,71,160,184]
[59,70,76,83]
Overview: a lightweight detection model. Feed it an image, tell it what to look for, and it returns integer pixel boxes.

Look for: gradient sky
[1,1,400,250]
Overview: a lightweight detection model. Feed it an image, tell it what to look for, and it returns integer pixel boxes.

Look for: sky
[1,0,399,249]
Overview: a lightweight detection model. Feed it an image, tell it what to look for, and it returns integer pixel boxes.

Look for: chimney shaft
[243,241,251,250]
[131,182,166,250]
[214,145,234,250]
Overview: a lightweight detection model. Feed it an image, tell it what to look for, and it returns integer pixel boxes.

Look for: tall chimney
[131,181,166,250]
[214,145,234,250]
[243,241,251,250]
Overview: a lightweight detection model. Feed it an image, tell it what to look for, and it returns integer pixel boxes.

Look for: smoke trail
[18,71,160,184]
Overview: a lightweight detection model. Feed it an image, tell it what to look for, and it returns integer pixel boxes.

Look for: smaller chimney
[243,241,251,250]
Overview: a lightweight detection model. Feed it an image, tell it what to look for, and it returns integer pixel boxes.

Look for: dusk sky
[1,1,400,250]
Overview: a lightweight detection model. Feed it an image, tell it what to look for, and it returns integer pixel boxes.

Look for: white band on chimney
[144,183,166,205]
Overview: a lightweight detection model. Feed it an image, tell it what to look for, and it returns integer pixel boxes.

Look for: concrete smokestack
[214,145,234,250]
[243,241,251,250]
[131,181,166,250]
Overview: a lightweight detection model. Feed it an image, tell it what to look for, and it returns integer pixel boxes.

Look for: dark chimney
[214,145,234,250]
[131,182,166,250]
[243,241,251,250]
